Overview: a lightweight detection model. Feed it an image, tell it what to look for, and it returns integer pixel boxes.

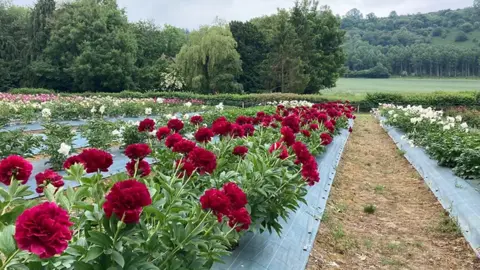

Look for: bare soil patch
[307,114,479,270]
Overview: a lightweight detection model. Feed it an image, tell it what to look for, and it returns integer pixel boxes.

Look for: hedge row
[7,88,480,112]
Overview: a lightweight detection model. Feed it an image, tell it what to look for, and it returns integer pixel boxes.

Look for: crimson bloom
[230,124,245,138]
[212,117,231,136]
[243,124,255,136]
[324,121,335,133]
[125,143,151,160]
[0,155,33,185]
[35,169,64,194]
[15,202,72,259]
[200,188,231,222]
[349,127,353,133]
[228,207,251,232]
[320,133,333,146]
[301,156,320,186]
[281,114,300,133]
[165,133,183,148]
[190,115,203,125]
[167,119,184,132]
[309,123,319,130]
[301,129,311,137]
[156,126,171,141]
[292,142,312,164]
[103,180,152,223]
[194,127,214,143]
[187,147,217,175]
[126,159,151,177]
[138,118,155,132]
[222,182,247,210]
[175,159,196,178]
[78,148,113,173]
[63,155,85,170]
[172,139,197,154]
[233,146,249,157]
[280,126,296,146]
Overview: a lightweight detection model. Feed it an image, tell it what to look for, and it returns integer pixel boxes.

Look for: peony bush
[378,104,480,179]
[0,101,354,269]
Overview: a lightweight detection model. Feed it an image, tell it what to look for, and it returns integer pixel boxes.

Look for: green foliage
[346,63,390,78]
[8,88,54,94]
[80,117,117,150]
[455,31,469,42]
[176,24,243,94]
[0,130,42,159]
[229,21,268,93]
[42,122,75,170]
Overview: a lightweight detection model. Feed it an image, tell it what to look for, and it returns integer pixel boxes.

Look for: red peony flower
[187,147,217,175]
[15,202,72,259]
[78,148,113,173]
[269,142,289,160]
[301,129,311,137]
[172,139,196,154]
[156,126,171,141]
[165,133,183,148]
[230,124,245,138]
[103,179,152,223]
[243,124,255,136]
[63,155,85,170]
[175,159,196,178]
[309,123,319,131]
[35,169,64,194]
[235,116,249,125]
[190,115,203,125]
[194,127,214,143]
[349,127,353,133]
[256,111,265,118]
[0,155,33,185]
[282,114,300,133]
[167,119,184,133]
[324,121,335,133]
[138,118,155,132]
[301,156,320,186]
[125,143,151,160]
[320,133,333,146]
[292,141,312,164]
[222,182,247,210]
[200,188,231,222]
[280,126,296,146]
[317,113,328,123]
[126,159,151,177]
[228,207,251,232]
[212,117,232,136]
[233,146,249,157]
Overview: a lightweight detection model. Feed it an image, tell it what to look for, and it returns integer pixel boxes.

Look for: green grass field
[322,78,480,101]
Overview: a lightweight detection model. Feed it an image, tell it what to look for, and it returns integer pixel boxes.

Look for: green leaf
[83,246,103,262]
[73,261,95,270]
[111,250,125,267]
[0,225,16,257]
[0,189,11,201]
[87,231,112,248]
[44,184,56,202]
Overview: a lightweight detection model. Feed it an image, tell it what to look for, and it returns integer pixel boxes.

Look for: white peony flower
[91,106,96,113]
[460,122,468,129]
[201,105,207,109]
[215,102,224,111]
[455,115,462,122]
[58,143,71,156]
[148,130,156,137]
[443,125,451,131]
[41,108,52,118]
[112,129,122,136]
[393,114,398,118]
[157,98,165,104]
[388,110,394,115]
[185,133,194,139]
[99,105,106,114]
[183,114,189,120]
[184,102,192,108]
[145,108,152,115]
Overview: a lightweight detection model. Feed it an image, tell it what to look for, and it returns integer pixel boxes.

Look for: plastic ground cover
[379,118,480,254]
[212,120,353,270]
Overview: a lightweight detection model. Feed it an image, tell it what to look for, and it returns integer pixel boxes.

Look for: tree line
[342,2,480,77]
[0,0,345,93]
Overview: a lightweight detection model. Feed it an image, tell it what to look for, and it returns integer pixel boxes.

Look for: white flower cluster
[215,103,224,111]
[266,100,313,108]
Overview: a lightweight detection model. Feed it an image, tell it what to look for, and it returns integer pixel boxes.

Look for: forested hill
[342,5,480,78]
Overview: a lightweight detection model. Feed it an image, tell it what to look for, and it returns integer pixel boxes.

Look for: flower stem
[1,249,20,270]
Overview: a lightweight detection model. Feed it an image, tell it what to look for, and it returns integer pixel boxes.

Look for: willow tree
[175,24,243,94]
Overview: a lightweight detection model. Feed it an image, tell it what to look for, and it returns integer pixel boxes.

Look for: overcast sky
[12,0,473,29]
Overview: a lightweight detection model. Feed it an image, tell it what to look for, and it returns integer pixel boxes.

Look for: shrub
[455,31,468,42]
[8,88,55,94]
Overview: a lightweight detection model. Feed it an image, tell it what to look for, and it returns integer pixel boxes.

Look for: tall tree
[28,0,55,62]
[229,21,268,93]
[176,24,243,94]
[262,9,309,93]
[32,0,137,92]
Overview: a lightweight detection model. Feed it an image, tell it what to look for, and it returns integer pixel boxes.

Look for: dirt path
[307,114,479,270]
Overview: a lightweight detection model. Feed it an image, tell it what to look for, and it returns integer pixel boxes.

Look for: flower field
[0,93,205,127]
[378,104,480,179]
[0,99,355,269]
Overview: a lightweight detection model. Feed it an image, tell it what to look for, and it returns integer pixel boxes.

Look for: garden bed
[212,120,352,270]
[378,116,480,255]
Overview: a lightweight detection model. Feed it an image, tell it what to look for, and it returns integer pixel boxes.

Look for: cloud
[12,0,473,29]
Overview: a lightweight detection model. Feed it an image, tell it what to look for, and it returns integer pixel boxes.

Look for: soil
[307,114,480,270]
